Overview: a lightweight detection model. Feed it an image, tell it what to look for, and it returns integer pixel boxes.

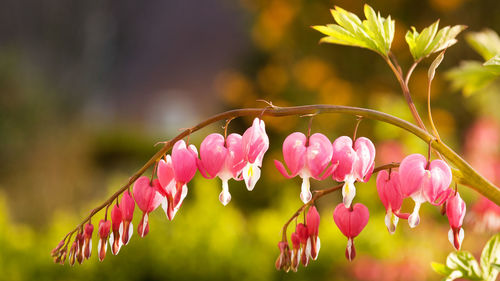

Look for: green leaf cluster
[312,4,394,56]
[432,234,500,281]
[405,20,466,61]
[466,29,500,61]
[446,29,500,96]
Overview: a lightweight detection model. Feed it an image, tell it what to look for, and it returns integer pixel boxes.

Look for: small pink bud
[290,232,301,272]
[120,191,135,245]
[83,223,93,260]
[446,192,466,250]
[306,206,321,260]
[109,204,123,255]
[75,233,84,264]
[275,241,291,272]
[98,220,111,261]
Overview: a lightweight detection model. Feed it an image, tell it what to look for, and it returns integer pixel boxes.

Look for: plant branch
[59,104,500,247]
[383,55,427,131]
[280,163,401,241]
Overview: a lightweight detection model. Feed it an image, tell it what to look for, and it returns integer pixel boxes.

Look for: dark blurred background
[1,0,499,280]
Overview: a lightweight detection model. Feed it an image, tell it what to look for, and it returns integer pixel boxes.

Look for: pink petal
[274,160,295,179]
[446,192,466,229]
[199,133,227,178]
[225,133,245,177]
[307,133,333,178]
[282,132,307,176]
[331,136,357,182]
[172,140,198,184]
[353,137,376,181]
[157,157,174,190]
[399,154,427,197]
[242,118,269,165]
[424,159,452,204]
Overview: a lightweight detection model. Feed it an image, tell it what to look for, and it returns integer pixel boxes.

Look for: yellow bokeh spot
[293,57,332,91]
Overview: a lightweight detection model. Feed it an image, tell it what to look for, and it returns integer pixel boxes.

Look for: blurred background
[1,0,500,280]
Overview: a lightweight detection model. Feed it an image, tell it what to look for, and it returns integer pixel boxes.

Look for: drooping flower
[75,232,84,264]
[109,204,123,255]
[290,232,301,272]
[242,118,269,191]
[331,136,375,208]
[198,133,245,205]
[305,206,321,260]
[274,132,334,203]
[97,220,111,261]
[333,203,369,261]
[296,223,310,266]
[120,191,135,245]
[399,154,452,228]
[376,170,409,233]
[157,140,198,220]
[275,241,291,272]
[69,240,78,266]
[446,192,466,250]
[133,176,163,237]
[469,196,500,232]
[83,223,93,260]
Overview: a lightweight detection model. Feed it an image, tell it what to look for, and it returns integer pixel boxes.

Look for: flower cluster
[274,133,375,207]
[52,118,468,269]
[52,118,269,265]
[273,132,465,272]
[376,154,466,250]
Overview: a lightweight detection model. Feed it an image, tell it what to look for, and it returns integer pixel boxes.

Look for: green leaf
[466,29,500,61]
[432,262,452,276]
[480,233,500,281]
[428,50,445,81]
[312,4,395,56]
[484,55,500,74]
[445,251,483,280]
[405,20,466,61]
[446,60,500,96]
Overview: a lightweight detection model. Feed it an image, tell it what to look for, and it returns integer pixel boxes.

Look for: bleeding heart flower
[296,223,310,267]
[376,170,409,233]
[133,176,163,237]
[290,232,301,272]
[75,232,84,264]
[120,191,135,245]
[446,192,466,250]
[275,241,291,272]
[333,203,369,261]
[69,240,78,266]
[157,140,198,220]
[305,206,321,260]
[83,223,93,260]
[97,220,111,261]
[274,132,334,203]
[242,118,269,191]
[331,136,375,208]
[198,133,245,205]
[399,154,452,228]
[109,204,123,255]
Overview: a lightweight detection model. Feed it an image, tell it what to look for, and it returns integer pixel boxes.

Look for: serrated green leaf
[405,21,466,61]
[432,262,452,276]
[313,4,394,56]
[446,60,500,96]
[445,251,483,280]
[466,29,500,61]
[480,233,500,281]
